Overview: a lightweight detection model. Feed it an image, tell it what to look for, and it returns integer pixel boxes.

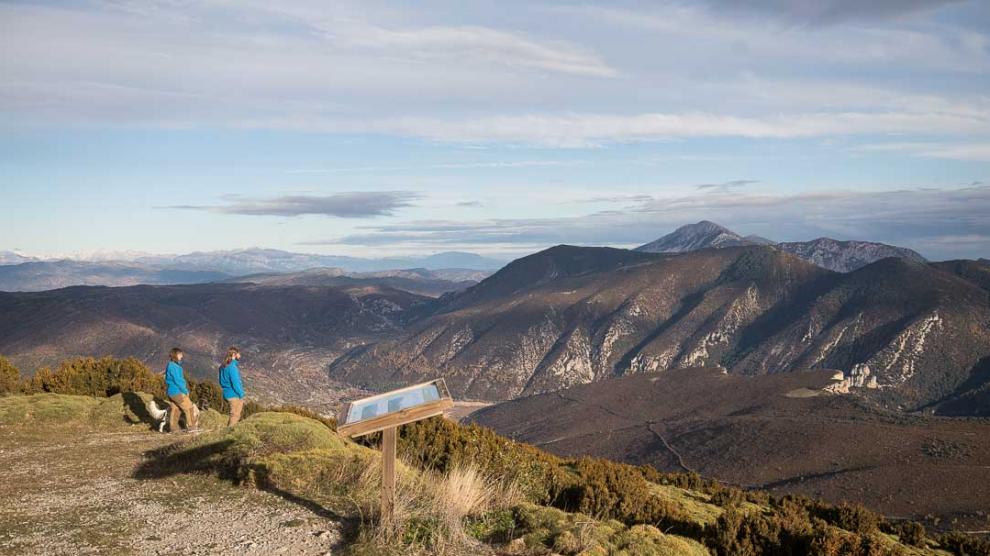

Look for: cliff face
[330,245,990,411]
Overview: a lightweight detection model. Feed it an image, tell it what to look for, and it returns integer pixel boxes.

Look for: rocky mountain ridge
[330,244,990,412]
[634,220,929,272]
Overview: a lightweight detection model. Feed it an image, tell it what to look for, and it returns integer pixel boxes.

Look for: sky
[1,0,989,261]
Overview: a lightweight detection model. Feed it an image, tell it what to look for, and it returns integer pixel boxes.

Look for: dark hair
[169,347,183,362]
[224,346,240,366]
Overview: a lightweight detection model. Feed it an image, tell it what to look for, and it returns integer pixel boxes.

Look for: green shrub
[937,531,990,556]
[812,502,881,535]
[397,416,567,503]
[892,521,926,548]
[465,508,516,543]
[0,356,21,394]
[25,356,165,398]
[188,379,224,411]
[709,485,747,508]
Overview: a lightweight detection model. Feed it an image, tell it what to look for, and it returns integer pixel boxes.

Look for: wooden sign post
[337,378,454,523]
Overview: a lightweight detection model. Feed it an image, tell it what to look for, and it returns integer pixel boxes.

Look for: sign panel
[337,378,453,437]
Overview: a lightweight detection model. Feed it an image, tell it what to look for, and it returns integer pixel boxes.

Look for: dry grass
[355,460,520,555]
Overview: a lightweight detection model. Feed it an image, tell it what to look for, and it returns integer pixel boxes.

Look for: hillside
[1,391,977,556]
[470,367,990,532]
[330,245,990,411]
[933,259,990,293]
[226,267,481,297]
[0,283,429,409]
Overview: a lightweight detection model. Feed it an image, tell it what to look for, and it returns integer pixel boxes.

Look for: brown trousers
[168,393,197,431]
[227,397,243,427]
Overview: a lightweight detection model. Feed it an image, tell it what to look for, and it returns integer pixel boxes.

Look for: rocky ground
[0,427,348,555]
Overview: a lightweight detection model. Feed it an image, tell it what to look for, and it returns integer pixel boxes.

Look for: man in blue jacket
[218,346,245,427]
[165,347,198,432]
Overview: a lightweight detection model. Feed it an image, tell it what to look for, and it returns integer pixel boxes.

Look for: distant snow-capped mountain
[635,221,928,272]
[156,248,505,274]
[634,221,761,253]
[0,250,36,265]
[0,247,503,292]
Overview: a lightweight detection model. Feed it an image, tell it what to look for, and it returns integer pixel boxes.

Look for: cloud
[2,0,987,148]
[309,185,990,260]
[699,0,965,24]
[166,192,419,218]
[457,200,484,207]
[696,180,759,191]
[857,142,990,161]
[332,110,990,147]
[334,23,616,77]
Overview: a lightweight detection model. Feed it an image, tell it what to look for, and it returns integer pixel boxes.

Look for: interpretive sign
[337,378,454,520]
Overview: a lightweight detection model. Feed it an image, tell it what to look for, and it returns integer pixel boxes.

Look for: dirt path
[0,427,346,556]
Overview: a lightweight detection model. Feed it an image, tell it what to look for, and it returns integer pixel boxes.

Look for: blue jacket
[218,359,245,400]
[164,361,189,397]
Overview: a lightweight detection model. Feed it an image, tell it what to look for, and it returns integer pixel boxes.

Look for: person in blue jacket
[218,346,245,426]
[164,347,198,432]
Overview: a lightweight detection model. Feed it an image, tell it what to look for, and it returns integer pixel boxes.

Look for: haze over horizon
[2,0,989,260]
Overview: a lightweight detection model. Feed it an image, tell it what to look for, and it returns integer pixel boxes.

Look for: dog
[146,399,201,433]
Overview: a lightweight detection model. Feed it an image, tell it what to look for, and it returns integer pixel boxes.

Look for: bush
[937,531,990,556]
[396,417,567,503]
[188,379,224,411]
[812,502,881,535]
[893,521,926,548]
[25,356,165,398]
[0,355,20,394]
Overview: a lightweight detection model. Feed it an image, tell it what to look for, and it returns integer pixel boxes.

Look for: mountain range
[1,222,987,416]
[330,244,990,412]
[0,223,939,292]
[0,248,502,292]
[635,220,927,272]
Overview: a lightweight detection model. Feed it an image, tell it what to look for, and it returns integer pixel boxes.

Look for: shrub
[188,379,224,411]
[710,485,747,508]
[0,355,20,394]
[25,356,165,398]
[396,417,567,503]
[812,502,881,535]
[937,531,990,556]
[892,521,926,548]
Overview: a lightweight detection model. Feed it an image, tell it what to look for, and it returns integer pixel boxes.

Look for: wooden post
[381,426,397,522]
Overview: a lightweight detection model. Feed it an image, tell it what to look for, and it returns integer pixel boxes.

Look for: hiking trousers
[226,397,243,427]
[168,393,197,432]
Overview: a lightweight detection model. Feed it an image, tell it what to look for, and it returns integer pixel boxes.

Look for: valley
[469,367,990,531]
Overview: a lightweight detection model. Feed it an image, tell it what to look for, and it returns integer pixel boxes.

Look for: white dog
[146,399,200,433]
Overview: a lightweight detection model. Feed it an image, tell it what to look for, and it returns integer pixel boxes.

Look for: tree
[0,355,21,394]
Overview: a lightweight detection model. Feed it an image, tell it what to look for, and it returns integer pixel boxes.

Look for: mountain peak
[634,221,754,253]
[777,238,926,273]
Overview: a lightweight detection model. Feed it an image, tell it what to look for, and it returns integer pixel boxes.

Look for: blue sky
[1,0,988,260]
